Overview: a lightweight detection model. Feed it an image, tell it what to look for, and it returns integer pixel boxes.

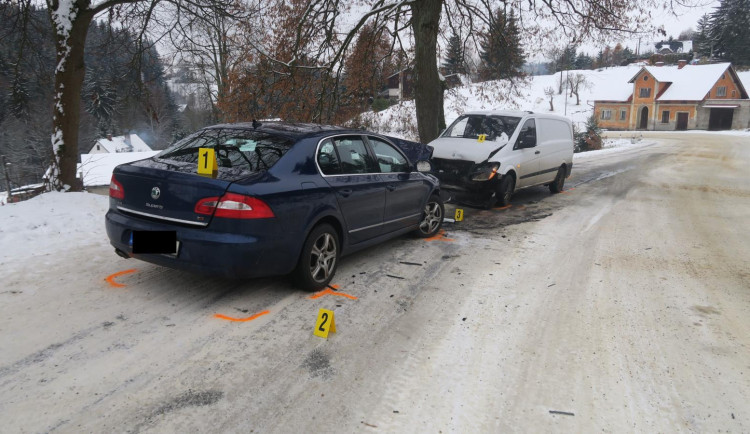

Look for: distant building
[89,134,152,154]
[383,68,414,100]
[654,40,693,54]
[593,62,750,131]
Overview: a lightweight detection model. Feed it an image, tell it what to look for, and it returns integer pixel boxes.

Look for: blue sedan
[105,122,443,290]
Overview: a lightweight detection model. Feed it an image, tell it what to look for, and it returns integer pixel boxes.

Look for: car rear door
[365,136,427,234]
[318,136,386,244]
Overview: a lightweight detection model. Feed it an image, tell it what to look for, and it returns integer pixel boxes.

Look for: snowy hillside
[359,66,750,141]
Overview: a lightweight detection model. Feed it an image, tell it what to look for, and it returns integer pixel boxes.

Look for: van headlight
[470,162,500,181]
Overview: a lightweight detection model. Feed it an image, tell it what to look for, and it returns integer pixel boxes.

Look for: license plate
[131,231,178,255]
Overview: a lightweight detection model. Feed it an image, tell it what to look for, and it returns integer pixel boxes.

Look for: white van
[428,110,574,208]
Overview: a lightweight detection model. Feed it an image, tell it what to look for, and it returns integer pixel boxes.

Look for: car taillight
[194,193,275,219]
[109,175,125,199]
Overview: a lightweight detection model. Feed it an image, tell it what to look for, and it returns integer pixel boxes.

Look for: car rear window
[443,115,521,140]
[156,128,294,172]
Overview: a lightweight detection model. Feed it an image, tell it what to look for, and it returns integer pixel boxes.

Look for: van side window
[515,119,537,149]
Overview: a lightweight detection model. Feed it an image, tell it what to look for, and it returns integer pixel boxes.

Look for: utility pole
[564,69,569,116]
[2,155,12,201]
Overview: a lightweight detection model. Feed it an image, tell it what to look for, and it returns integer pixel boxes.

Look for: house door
[708,108,734,130]
[639,107,649,130]
[676,113,689,130]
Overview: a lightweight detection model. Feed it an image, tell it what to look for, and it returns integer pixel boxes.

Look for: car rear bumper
[105,209,296,278]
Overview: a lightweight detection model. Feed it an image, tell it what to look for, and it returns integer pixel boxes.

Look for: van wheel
[293,224,339,291]
[414,195,444,238]
[549,166,566,193]
[496,175,515,207]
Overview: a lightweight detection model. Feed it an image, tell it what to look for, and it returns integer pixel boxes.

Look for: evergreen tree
[442,31,466,75]
[711,0,750,65]
[574,53,594,70]
[559,45,577,70]
[478,8,525,81]
[693,14,713,57]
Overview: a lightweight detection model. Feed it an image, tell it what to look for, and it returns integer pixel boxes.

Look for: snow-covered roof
[91,134,152,153]
[78,151,159,186]
[630,63,734,101]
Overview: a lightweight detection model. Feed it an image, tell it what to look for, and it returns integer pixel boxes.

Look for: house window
[96,144,100,151]
[661,110,669,123]
[643,75,649,81]
[619,109,627,121]
[716,86,727,97]
[732,90,736,97]
[600,109,612,120]
[639,87,651,98]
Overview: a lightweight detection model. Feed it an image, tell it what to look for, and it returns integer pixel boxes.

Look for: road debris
[399,261,423,266]
[549,410,575,416]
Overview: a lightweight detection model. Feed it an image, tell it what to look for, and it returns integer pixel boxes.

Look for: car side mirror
[416,160,432,172]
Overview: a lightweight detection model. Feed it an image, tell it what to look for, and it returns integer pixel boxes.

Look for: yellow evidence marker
[198,148,218,177]
[454,208,464,222]
[477,134,487,143]
[313,308,337,338]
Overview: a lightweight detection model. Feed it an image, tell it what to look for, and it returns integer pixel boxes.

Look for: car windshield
[156,128,294,172]
[442,115,522,141]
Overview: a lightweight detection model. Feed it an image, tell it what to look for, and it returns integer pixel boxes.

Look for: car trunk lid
[113,158,252,227]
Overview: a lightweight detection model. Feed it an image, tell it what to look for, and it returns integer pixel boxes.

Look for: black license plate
[131,231,178,254]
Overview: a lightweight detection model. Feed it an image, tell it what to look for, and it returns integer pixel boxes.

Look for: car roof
[204,121,361,141]
[462,110,571,123]
[463,110,531,117]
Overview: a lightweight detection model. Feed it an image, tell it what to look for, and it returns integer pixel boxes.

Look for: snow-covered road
[1,132,749,432]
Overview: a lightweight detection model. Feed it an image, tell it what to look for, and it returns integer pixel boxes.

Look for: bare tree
[566,73,590,105]
[544,86,555,111]
[4,0,239,191]
[246,0,690,144]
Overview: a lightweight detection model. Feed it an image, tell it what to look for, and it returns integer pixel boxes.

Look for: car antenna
[252,119,262,129]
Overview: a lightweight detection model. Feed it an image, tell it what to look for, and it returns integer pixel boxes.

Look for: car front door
[318,136,385,244]
[365,136,428,234]
[511,119,542,187]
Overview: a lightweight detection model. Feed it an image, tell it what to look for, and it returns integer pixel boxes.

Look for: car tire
[549,166,566,193]
[293,223,339,291]
[414,195,444,238]
[496,174,515,207]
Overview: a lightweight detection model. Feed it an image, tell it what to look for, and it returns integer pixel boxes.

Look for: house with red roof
[593,62,749,131]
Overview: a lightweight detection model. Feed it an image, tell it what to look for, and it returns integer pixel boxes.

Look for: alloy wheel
[420,201,443,235]
[309,233,337,282]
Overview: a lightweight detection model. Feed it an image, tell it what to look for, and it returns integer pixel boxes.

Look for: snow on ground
[78,151,160,187]
[574,137,659,161]
[0,192,109,271]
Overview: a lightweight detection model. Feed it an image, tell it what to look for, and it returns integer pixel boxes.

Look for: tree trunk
[410,0,443,144]
[50,3,93,191]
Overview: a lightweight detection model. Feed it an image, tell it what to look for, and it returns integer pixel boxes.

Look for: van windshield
[442,115,521,141]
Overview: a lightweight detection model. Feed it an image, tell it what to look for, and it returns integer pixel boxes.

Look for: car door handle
[387,185,397,192]
[339,188,353,197]
[535,150,540,155]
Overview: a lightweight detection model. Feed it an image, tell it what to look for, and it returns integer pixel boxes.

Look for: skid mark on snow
[131,390,223,433]
[302,348,334,380]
